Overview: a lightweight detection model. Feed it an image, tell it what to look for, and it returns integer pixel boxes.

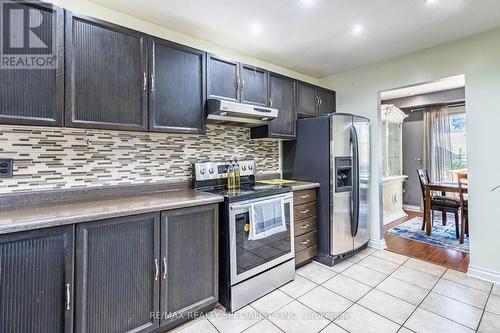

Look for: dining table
[424,181,468,236]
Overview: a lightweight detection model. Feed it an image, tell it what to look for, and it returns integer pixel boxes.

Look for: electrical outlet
[0,159,13,178]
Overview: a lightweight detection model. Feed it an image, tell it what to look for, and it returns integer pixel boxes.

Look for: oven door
[229,192,294,285]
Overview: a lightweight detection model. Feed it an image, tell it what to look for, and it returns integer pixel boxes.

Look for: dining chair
[457,172,468,244]
[417,169,461,238]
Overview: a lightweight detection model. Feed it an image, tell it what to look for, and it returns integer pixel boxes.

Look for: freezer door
[353,116,370,250]
[330,114,355,256]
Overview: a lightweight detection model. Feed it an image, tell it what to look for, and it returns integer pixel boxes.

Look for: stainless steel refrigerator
[283,113,370,266]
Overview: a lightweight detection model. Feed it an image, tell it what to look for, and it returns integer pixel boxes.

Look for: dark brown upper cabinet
[149,37,206,134]
[207,54,270,107]
[0,1,64,126]
[0,226,74,333]
[65,12,148,131]
[297,82,336,117]
[207,54,239,102]
[297,81,319,118]
[251,72,296,140]
[240,64,269,107]
[75,213,160,333]
[318,88,336,115]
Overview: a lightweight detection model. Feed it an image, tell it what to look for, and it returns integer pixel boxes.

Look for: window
[449,107,467,171]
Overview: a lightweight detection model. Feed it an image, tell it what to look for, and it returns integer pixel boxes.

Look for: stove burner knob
[242,165,247,171]
[200,168,206,175]
[249,165,253,170]
[209,168,214,174]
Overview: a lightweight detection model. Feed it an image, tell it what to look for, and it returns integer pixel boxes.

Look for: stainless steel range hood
[206,99,279,127]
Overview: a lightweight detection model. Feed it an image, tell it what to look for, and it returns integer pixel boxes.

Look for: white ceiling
[90,0,500,78]
[380,74,465,100]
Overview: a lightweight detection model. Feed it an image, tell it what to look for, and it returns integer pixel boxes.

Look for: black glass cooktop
[198,183,291,202]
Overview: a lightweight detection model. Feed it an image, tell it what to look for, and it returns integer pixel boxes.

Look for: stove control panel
[193,160,256,181]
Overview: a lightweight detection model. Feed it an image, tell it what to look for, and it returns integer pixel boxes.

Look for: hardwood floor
[384,210,470,272]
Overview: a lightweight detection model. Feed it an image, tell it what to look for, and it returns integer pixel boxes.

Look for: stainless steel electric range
[192,160,295,313]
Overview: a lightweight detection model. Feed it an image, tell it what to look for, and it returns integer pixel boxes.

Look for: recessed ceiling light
[300,0,317,7]
[249,21,263,36]
[425,0,438,5]
[352,24,363,36]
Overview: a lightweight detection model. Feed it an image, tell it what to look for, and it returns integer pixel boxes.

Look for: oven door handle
[229,193,293,210]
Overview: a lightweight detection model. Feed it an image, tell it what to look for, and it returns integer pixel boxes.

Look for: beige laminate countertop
[257,179,320,191]
[285,181,320,191]
[0,189,224,235]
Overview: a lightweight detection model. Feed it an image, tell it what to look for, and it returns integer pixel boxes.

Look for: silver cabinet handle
[300,240,310,245]
[241,78,245,92]
[151,74,155,92]
[299,195,310,199]
[163,257,167,280]
[143,72,147,91]
[300,224,311,229]
[66,283,71,310]
[300,209,310,214]
[154,259,159,281]
[269,98,273,107]
[236,75,241,91]
[319,97,323,107]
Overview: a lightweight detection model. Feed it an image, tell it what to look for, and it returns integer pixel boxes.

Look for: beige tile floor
[170,249,500,333]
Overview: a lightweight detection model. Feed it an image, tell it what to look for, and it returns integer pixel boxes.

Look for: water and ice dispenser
[335,157,352,192]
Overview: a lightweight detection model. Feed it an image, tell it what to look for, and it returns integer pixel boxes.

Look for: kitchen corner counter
[284,181,320,191]
[0,189,224,235]
[257,179,320,191]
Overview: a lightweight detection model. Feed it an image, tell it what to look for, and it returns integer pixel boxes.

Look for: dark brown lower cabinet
[160,204,218,329]
[0,226,74,333]
[75,213,160,333]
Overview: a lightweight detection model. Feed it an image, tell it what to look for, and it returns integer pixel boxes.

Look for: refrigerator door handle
[350,125,360,237]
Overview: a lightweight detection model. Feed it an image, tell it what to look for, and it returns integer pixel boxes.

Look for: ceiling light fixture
[300,0,316,7]
[352,24,363,36]
[249,21,263,36]
[424,0,438,5]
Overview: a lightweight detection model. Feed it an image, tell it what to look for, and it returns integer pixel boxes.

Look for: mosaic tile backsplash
[0,125,280,194]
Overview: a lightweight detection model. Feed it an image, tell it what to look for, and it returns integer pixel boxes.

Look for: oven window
[235,201,291,275]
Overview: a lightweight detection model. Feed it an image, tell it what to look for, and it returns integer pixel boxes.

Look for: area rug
[385,214,469,253]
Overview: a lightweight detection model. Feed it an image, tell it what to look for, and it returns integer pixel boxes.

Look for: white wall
[319,28,500,281]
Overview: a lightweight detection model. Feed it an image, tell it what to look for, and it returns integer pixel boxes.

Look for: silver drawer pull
[66,283,71,310]
[300,240,310,245]
[300,209,310,214]
[299,195,310,199]
[154,259,159,281]
[300,224,311,229]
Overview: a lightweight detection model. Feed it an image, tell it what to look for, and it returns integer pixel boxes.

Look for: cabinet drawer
[294,217,317,237]
[293,189,316,205]
[295,245,317,266]
[294,202,316,221]
[294,231,317,252]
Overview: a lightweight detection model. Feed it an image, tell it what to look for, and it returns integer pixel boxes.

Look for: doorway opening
[378,74,469,272]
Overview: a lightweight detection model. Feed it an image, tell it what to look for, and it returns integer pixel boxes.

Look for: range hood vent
[206,99,278,127]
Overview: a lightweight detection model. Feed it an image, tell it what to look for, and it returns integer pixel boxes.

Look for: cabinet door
[149,37,206,134]
[207,54,239,102]
[318,88,336,115]
[268,73,296,138]
[75,213,160,333]
[240,64,268,106]
[0,226,73,333]
[296,81,318,118]
[0,1,64,126]
[160,205,218,328]
[65,12,148,131]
